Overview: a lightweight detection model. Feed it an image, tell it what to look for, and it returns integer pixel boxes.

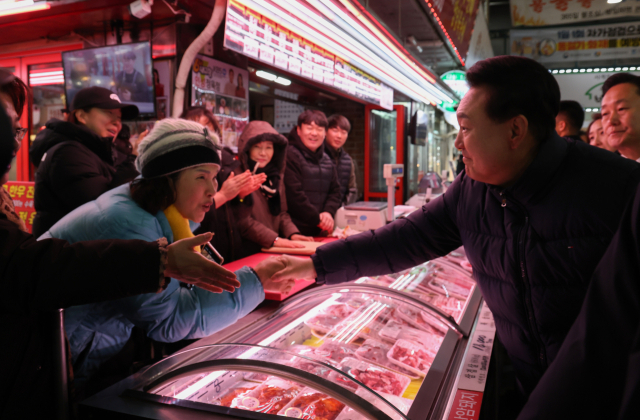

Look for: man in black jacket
[271,56,640,405]
[325,114,358,206]
[555,100,585,142]
[285,110,342,236]
[30,86,140,237]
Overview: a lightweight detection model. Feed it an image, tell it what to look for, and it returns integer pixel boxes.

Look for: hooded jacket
[285,127,342,236]
[311,135,640,396]
[39,183,264,386]
[30,119,138,237]
[232,122,300,250]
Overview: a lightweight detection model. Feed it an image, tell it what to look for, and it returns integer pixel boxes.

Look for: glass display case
[80,251,491,420]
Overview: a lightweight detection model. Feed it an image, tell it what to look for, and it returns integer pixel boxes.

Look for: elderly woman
[40,118,291,389]
[232,121,313,254]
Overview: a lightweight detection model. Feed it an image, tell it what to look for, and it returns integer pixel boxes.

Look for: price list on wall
[224,0,393,110]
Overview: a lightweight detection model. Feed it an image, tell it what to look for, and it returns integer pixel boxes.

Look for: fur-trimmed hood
[238,121,288,173]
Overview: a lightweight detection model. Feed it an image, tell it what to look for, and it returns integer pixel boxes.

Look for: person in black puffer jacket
[285,110,342,237]
[271,56,640,413]
[30,87,139,237]
[325,114,358,206]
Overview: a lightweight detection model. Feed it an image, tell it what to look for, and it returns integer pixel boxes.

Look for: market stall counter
[79,248,495,420]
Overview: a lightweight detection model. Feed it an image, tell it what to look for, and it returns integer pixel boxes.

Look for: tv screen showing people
[62,42,156,117]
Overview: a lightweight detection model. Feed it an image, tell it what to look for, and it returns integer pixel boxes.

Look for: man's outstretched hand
[253,257,297,295]
[270,255,318,284]
[165,233,240,294]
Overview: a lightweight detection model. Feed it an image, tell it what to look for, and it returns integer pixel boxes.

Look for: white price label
[457,302,496,392]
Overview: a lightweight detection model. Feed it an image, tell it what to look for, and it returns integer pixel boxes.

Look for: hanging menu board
[224,0,393,110]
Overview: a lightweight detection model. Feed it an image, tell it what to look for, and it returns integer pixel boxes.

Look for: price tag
[284,407,303,418]
[242,36,259,58]
[457,302,496,392]
[241,396,260,409]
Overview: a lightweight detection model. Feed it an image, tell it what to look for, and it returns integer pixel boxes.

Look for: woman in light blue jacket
[40,118,288,387]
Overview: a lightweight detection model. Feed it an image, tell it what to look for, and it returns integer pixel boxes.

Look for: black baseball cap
[71,86,139,120]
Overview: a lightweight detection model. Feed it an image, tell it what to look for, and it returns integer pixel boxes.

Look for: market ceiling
[0,0,214,48]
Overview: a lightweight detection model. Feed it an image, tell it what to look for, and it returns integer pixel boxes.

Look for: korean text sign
[3,181,36,234]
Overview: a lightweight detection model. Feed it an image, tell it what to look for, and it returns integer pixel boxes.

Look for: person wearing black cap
[29,86,140,237]
[114,50,149,102]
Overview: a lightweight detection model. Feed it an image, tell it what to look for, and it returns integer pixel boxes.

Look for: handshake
[251,255,319,295]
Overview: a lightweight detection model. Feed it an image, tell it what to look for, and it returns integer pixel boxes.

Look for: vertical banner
[432,0,481,60]
[191,55,249,152]
[3,181,36,234]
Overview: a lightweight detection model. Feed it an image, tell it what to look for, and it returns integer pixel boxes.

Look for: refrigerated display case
[80,251,495,420]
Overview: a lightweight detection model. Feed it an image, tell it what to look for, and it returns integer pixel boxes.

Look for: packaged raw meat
[330,358,411,397]
[305,313,344,335]
[387,339,436,376]
[315,340,359,364]
[426,275,472,299]
[334,317,385,342]
[277,387,345,419]
[421,294,463,320]
[396,304,446,336]
[379,320,443,351]
[233,377,302,414]
[354,338,419,380]
[321,303,357,318]
[211,381,257,406]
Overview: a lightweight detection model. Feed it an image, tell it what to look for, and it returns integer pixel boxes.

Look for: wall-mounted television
[62,41,156,118]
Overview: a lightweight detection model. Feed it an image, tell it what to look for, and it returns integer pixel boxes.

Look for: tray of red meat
[277,387,345,419]
[387,339,436,377]
[211,382,257,407]
[354,339,420,380]
[305,313,345,335]
[396,304,446,336]
[315,340,359,364]
[379,320,443,351]
[330,358,411,397]
[234,377,302,414]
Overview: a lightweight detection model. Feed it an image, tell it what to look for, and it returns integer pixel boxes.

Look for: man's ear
[556,119,565,134]
[508,115,529,150]
[75,110,87,125]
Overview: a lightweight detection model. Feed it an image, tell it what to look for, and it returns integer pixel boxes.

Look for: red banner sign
[3,181,36,234]
[447,389,483,420]
[430,0,481,62]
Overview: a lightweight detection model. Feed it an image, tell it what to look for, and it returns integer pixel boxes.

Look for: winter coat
[0,212,164,419]
[517,181,640,420]
[233,121,299,250]
[30,120,138,237]
[310,135,640,396]
[40,183,265,386]
[194,148,244,263]
[325,144,357,206]
[285,127,342,236]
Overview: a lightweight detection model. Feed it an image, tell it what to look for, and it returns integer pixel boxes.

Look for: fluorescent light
[632,67,637,71]
[0,1,50,17]
[608,68,614,71]
[587,69,593,72]
[559,70,565,73]
[256,70,277,81]
[608,0,622,3]
[274,76,291,85]
[579,69,585,72]
[615,67,622,71]
[552,70,558,74]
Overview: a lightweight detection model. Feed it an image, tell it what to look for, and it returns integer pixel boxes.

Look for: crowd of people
[2,53,640,419]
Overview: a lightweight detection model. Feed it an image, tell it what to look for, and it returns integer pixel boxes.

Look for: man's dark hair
[327,114,351,132]
[180,106,221,136]
[297,110,328,128]
[466,56,560,142]
[558,100,585,133]
[0,73,28,119]
[130,173,180,215]
[602,73,640,96]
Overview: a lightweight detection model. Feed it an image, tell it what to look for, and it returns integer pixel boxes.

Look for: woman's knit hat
[135,118,221,178]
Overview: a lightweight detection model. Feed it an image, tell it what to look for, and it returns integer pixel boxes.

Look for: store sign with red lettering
[3,181,36,234]
[511,0,640,27]
[511,21,640,63]
[429,0,481,62]
[223,0,393,110]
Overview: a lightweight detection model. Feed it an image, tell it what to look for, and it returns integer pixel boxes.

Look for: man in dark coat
[30,86,140,237]
[555,100,585,142]
[285,110,342,236]
[516,181,640,419]
[271,56,640,406]
[325,114,358,206]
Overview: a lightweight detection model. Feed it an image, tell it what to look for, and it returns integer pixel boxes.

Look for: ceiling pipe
[172,0,226,117]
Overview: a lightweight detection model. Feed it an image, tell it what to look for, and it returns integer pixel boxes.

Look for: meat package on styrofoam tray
[282,345,337,379]
[387,339,436,377]
[210,381,258,406]
[277,387,346,419]
[329,357,411,397]
[305,313,345,335]
[354,338,420,380]
[379,320,443,351]
[315,340,360,364]
[334,387,411,420]
[230,376,302,414]
[395,304,448,336]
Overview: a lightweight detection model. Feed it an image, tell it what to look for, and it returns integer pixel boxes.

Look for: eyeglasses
[14,127,28,142]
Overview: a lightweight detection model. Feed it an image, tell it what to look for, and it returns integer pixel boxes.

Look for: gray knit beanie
[135,118,221,178]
